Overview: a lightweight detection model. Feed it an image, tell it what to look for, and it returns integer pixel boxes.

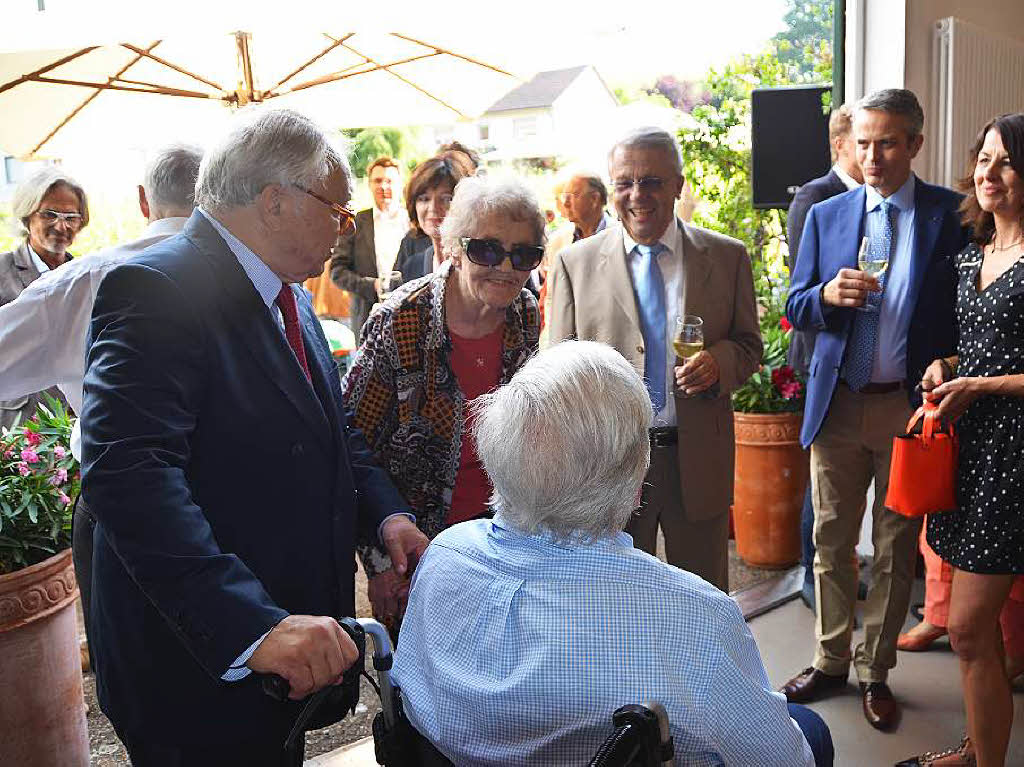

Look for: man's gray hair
[440,174,546,256]
[195,108,350,211]
[473,340,652,542]
[855,88,925,139]
[570,170,608,206]
[143,144,203,214]
[608,126,683,178]
[11,167,89,237]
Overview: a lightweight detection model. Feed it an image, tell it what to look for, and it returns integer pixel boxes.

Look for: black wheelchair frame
[261,617,674,766]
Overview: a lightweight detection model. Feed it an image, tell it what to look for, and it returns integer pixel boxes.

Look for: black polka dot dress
[927,243,1024,574]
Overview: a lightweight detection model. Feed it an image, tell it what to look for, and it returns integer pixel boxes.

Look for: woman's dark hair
[959,113,1024,245]
[404,157,470,235]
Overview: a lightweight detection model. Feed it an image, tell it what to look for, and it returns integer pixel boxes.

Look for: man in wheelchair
[392,341,834,766]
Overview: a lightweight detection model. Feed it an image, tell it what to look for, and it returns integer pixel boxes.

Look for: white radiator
[930,17,1024,188]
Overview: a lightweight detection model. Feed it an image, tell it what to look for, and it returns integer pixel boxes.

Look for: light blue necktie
[846,200,897,390]
[634,243,667,411]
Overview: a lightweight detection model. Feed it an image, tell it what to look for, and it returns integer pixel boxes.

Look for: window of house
[513,117,537,139]
[478,124,489,141]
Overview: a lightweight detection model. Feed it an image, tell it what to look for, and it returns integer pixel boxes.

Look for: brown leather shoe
[779,667,847,703]
[861,681,900,730]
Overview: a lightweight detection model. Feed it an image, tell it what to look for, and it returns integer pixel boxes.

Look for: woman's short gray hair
[473,340,652,542]
[11,167,89,236]
[609,126,684,178]
[195,108,350,211]
[439,174,546,256]
[856,88,925,139]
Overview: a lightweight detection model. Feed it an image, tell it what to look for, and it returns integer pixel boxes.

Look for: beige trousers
[627,443,730,592]
[811,384,922,683]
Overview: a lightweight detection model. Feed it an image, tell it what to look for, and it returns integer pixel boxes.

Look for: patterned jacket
[342,261,540,576]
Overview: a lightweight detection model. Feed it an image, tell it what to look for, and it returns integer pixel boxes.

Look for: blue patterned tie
[634,243,667,411]
[845,200,897,390]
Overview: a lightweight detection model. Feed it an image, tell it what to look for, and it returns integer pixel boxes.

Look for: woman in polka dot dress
[916,113,1024,767]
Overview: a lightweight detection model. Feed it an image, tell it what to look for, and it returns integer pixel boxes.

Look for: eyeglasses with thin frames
[35,209,85,229]
[297,187,357,237]
[611,177,666,194]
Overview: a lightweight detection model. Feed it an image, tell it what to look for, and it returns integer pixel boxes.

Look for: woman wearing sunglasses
[342,174,543,635]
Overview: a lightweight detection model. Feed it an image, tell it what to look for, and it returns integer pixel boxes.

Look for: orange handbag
[884,400,957,518]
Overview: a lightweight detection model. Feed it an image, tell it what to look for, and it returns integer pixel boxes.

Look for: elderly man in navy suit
[786,104,864,610]
[779,89,965,730]
[81,109,429,766]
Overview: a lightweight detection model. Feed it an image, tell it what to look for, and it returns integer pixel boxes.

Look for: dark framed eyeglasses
[611,176,666,194]
[298,187,357,237]
[36,209,84,229]
[460,237,544,272]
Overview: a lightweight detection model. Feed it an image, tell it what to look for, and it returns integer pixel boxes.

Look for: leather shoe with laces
[861,681,900,730]
[779,667,847,703]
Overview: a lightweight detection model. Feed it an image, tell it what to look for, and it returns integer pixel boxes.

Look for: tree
[772,0,834,78]
[341,126,426,178]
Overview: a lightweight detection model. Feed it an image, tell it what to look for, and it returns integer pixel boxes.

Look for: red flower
[771,366,802,399]
[25,431,41,447]
[779,316,792,332]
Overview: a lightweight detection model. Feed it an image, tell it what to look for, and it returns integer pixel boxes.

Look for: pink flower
[2,448,13,459]
[25,431,41,447]
[53,445,66,460]
[58,491,71,506]
[20,448,39,464]
[50,468,68,486]
[780,381,803,399]
[17,462,31,477]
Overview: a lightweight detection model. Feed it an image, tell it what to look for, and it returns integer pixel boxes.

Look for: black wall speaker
[751,85,832,210]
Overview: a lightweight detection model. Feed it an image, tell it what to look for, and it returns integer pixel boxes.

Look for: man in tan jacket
[548,127,761,590]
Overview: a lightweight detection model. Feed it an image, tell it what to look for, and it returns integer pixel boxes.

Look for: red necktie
[275,284,311,382]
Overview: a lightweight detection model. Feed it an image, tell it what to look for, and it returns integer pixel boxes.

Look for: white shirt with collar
[26,244,55,275]
[832,163,861,191]
[623,219,684,427]
[0,217,189,460]
[373,203,408,280]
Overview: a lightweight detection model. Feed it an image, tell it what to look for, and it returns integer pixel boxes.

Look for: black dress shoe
[779,667,847,703]
[861,681,900,730]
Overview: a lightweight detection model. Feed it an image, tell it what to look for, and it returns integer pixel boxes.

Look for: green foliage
[342,126,428,178]
[0,396,80,575]
[772,0,834,79]
[679,27,832,412]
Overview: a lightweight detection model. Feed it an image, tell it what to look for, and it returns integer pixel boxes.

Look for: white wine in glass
[673,315,704,362]
[858,237,889,279]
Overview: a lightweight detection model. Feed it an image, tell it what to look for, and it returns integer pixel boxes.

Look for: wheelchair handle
[258,616,365,702]
[356,618,398,730]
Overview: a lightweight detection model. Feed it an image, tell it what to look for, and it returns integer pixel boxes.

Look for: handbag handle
[904,400,954,441]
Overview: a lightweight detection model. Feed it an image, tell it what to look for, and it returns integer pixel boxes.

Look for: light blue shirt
[864,175,917,382]
[393,515,813,766]
[197,209,414,681]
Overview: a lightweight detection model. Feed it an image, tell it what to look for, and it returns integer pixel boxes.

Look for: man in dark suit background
[329,156,408,337]
[786,104,864,610]
[81,109,428,766]
[780,89,965,730]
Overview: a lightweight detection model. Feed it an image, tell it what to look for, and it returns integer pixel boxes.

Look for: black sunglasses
[460,237,544,272]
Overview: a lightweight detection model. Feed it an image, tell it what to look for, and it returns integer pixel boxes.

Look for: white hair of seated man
[473,340,652,542]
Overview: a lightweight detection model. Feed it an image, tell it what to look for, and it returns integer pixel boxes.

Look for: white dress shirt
[623,220,684,427]
[832,163,861,191]
[0,217,188,459]
[373,204,408,281]
[26,244,54,275]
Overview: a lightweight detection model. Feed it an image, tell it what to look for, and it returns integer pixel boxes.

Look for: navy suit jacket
[81,211,409,744]
[785,178,966,448]
[785,169,852,373]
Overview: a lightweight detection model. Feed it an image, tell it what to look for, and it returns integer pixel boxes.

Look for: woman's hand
[367,569,411,625]
[926,376,989,422]
[920,358,950,397]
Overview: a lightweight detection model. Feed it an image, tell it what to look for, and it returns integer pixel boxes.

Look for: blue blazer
[785,179,966,448]
[81,211,409,745]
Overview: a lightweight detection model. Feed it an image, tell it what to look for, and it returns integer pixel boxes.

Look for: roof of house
[484,66,592,113]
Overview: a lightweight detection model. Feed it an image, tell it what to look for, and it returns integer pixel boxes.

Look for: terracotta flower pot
[732,412,809,569]
[0,548,89,766]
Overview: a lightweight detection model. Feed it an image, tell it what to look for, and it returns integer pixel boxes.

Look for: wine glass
[673,315,704,362]
[857,237,888,312]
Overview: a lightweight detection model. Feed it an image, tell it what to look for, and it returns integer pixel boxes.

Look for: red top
[447,324,504,525]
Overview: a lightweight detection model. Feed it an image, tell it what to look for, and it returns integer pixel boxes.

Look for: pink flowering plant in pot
[0,396,79,574]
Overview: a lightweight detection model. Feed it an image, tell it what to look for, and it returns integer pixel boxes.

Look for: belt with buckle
[649,426,678,448]
[844,380,903,395]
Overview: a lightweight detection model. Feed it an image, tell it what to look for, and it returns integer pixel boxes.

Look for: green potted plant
[0,396,89,766]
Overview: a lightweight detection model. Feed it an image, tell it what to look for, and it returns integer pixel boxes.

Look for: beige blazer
[548,219,762,520]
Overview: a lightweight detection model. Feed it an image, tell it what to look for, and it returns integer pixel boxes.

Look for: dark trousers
[801,484,815,584]
[116,729,304,767]
[71,493,96,665]
[788,703,834,767]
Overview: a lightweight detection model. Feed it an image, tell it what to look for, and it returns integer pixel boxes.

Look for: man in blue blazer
[779,90,964,730]
[81,109,429,766]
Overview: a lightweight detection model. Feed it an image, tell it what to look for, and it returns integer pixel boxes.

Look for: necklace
[991,235,1023,252]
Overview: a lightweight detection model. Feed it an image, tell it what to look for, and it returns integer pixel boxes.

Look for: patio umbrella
[0,26,519,159]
